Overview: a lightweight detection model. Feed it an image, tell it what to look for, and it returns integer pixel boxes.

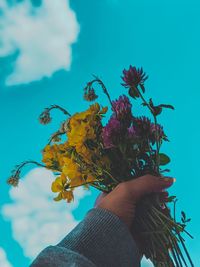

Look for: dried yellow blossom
[42,143,69,170]
[51,174,74,202]
[62,157,82,180]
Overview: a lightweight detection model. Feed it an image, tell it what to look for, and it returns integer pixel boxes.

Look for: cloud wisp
[0,0,80,86]
[141,257,154,267]
[2,168,90,259]
[0,247,13,267]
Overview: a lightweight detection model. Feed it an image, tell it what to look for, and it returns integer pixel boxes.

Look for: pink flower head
[133,116,166,144]
[112,95,133,127]
[102,116,122,148]
[121,65,148,88]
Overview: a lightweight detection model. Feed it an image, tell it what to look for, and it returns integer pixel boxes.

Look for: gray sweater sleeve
[31,208,140,267]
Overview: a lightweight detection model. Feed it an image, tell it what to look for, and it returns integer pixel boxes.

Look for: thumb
[94,192,107,207]
[127,175,175,200]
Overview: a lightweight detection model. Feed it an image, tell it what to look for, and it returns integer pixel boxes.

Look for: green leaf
[167,196,176,202]
[139,84,145,93]
[159,104,175,110]
[159,153,171,165]
[181,211,186,220]
[128,87,139,99]
[160,168,170,173]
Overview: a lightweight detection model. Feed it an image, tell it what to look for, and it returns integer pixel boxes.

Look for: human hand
[95,174,174,229]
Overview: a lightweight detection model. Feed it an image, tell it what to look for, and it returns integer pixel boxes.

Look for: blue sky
[0,0,199,266]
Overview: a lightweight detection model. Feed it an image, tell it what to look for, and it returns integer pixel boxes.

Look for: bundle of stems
[82,74,194,266]
[7,67,194,267]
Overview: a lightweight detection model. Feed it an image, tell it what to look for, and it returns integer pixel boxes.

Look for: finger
[126,175,175,200]
[159,191,169,202]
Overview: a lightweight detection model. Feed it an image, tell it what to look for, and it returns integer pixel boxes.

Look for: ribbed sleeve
[57,208,140,267]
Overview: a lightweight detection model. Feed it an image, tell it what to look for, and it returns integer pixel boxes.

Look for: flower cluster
[102,95,133,148]
[102,116,121,148]
[8,65,193,267]
[133,116,167,145]
[41,103,111,201]
[112,95,132,124]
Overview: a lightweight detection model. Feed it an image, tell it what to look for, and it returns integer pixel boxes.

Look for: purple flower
[102,116,122,148]
[134,116,152,135]
[151,123,168,144]
[127,125,137,140]
[112,95,133,126]
[121,65,148,88]
[133,116,166,144]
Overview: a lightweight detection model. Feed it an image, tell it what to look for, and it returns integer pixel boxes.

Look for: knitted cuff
[58,208,140,267]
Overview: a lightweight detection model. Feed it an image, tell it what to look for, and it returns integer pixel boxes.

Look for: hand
[95,174,174,229]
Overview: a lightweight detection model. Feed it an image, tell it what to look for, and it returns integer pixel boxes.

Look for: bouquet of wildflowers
[8,66,193,266]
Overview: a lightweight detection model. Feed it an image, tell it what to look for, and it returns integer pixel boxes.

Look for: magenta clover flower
[121,65,148,89]
[111,95,133,126]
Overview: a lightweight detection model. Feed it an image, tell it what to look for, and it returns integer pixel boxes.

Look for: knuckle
[116,182,130,194]
[142,174,160,184]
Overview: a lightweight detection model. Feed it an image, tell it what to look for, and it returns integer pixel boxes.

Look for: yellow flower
[51,174,74,202]
[62,157,83,181]
[46,103,110,201]
[100,106,108,114]
[51,174,67,193]
[62,190,74,203]
[89,103,100,113]
[67,104,106,161]
[69,176,85,187]
[68,103,107,136]
[42,143,70,170]
[86,174,96,182]
[75,144,93,161]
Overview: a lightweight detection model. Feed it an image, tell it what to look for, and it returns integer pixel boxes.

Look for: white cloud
[0,248,12,267]
[141,257,154,267]
[0,0,80,85]
[2,168,90,259]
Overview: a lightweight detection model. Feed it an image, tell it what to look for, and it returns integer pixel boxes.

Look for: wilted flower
[84,87,98,101]
[102,116,122,148]
[7,174,19,187]
[121,65,148,89]
[39,110,51,125]
[112,95,133,126]
[51,132,62,143]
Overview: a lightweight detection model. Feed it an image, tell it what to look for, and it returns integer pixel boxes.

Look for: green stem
[173,199,177,222]
[139,210,171,263]
[91,77,114,108]
[90,161,120,184]
[49,105,71,117]
[90,183,110,193]
[178,234,194,267]
[151,206,192,267]
[172,237,188,267]
[169,239,181,267]
[68,179,109,193]
[48,131,65,145]
[16,160,46,174]
[135,88,160,173]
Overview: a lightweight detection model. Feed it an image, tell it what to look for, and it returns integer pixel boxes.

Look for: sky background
[0,0,199,266]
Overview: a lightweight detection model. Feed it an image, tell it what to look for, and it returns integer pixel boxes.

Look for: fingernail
[161,177,176,183]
